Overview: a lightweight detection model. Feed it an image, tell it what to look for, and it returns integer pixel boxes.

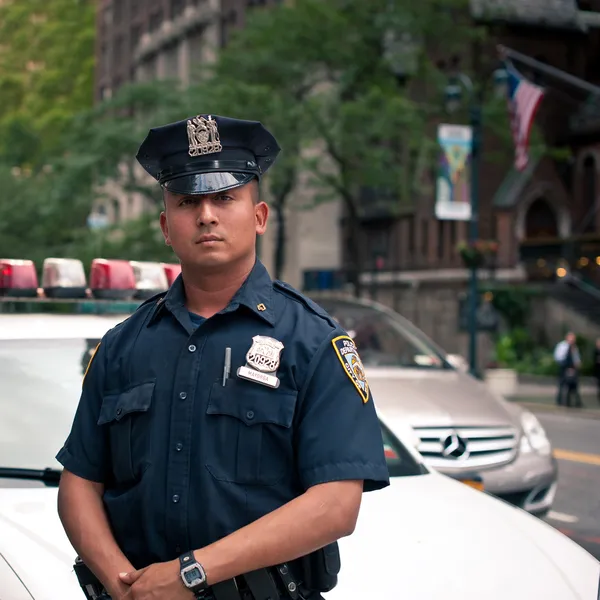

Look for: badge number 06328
[332,335,370,403]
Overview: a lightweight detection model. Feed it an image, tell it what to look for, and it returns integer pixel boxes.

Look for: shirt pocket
[98,380,155,484]
[205,380,297,486]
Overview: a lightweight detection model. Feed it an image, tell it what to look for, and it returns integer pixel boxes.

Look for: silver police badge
[237,335,284,389]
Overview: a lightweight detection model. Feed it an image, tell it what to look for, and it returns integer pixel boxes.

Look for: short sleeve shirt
[56,260,389,569]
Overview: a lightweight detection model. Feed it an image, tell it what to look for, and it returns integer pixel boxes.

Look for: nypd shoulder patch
[83,342,101,383]
[331,335,370,403]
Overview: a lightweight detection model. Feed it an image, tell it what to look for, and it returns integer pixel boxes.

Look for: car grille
[413,426,518,470]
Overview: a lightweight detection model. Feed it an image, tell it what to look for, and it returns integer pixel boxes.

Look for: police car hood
[0,487,81,599]
[326,472,600,600]
[0,479,598,600]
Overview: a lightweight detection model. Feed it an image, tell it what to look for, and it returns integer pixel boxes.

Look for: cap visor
[162,172,255,195]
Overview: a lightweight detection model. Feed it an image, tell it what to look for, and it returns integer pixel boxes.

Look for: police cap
[136,114,281,195]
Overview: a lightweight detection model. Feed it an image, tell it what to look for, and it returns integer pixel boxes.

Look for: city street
[533,409,600,560]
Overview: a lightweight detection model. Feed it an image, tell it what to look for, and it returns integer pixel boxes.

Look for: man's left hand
[119,560,192,599]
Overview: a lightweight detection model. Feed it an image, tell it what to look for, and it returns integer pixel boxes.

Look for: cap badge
[187,115,223,157]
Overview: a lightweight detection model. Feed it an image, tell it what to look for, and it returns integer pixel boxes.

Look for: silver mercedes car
[310,292,558,517]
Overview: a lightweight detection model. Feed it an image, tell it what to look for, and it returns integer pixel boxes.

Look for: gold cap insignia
[187,115,223,157]
[257,303,266,312]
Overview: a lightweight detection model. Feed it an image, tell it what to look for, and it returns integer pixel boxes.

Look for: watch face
[182,563,205,589]
[185,567,201,584]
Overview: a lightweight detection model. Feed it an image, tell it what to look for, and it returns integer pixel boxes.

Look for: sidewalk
[505,381,600,419]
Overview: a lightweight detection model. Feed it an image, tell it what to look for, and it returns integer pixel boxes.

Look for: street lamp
[443,65,508,378]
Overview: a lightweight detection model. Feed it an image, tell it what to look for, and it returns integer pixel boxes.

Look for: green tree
[0,0,96,166]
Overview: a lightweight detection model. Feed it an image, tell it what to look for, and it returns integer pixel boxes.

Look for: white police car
[0,258,598,600]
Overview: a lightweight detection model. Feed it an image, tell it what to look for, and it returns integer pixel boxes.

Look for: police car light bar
[42,258,88,299]
[129,260,169,300]
[0,259,39,298]
[90,258,137,301]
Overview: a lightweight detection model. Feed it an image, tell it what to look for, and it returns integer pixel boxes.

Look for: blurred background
[3,0,600,375]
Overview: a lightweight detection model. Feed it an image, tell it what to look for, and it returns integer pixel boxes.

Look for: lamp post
[444,67,507,378]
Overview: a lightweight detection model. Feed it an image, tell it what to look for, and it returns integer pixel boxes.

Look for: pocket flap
[207,381,297,428]
[98,381,155,426]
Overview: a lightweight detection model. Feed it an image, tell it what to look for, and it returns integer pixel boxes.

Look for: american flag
[505,61,545,171]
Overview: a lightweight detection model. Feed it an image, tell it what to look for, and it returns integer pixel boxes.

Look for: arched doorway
[520,197,560,280]
[524,197,558,239]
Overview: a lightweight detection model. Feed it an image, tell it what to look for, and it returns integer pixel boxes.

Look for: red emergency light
[161,262,182,286]
[0,259,39,297]
[89,259,136,300]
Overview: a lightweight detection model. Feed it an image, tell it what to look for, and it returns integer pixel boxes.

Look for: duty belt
[74,556,312,600]
[202,563,309,600]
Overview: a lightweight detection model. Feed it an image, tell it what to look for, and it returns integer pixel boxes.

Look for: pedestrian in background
[554,331,582,408]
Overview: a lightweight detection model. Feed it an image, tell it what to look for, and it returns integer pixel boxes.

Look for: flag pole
[498,45,600,97]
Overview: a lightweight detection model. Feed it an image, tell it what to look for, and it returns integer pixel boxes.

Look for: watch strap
[179,551,196,570]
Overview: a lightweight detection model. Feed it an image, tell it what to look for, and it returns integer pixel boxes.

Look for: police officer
[56,114,390,600]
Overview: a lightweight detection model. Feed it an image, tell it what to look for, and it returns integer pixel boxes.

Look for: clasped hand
[114,560,193,599]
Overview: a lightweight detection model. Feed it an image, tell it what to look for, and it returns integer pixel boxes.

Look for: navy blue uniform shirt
[57,260,389,569]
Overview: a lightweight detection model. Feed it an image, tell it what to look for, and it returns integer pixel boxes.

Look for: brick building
[95,0,280,101]
[349,1,600,288]
[324,1,600,364]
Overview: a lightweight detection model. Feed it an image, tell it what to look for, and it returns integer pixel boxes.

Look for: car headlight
[519,411,551,456]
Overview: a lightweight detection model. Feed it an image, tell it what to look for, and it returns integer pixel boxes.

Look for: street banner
[435,124,472,221]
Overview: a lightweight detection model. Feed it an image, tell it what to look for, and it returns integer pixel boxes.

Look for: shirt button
[188,344,197,353]
[175,442,183,452]
[179,391,187,400]
[172,494,180,503]
[246,410,255,420]
[116,408,123,416]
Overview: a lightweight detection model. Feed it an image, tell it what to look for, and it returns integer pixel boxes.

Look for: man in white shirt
[553,332,582,407]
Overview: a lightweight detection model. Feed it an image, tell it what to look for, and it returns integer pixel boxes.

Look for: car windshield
[0,336,102,471]
[0,322,426,479]
[380,421,428,478]
[317,298,453,370]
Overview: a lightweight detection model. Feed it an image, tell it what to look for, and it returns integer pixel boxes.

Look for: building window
[171,0,186,18]
[131,24,142,49]
[582,155,597,233]
[114,35,124,64]
[102,5,113,27]
[366,226,390,271]
[421,220,429,258]
[407,216,415,256]
[113,199,121,223]
[114,1,123,24]
[149,11,163,33]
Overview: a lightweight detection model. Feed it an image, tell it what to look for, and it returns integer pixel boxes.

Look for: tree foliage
[0,0,506,285]
[0,0,96,166]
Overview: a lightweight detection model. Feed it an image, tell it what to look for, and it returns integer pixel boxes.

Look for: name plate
[237,366,280,389]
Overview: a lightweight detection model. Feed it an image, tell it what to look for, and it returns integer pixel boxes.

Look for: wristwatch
[179,551,208,597]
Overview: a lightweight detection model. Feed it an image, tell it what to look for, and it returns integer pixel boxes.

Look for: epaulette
[272,280,338,328]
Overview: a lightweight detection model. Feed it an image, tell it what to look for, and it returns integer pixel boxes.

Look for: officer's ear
[255,190,268,236]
